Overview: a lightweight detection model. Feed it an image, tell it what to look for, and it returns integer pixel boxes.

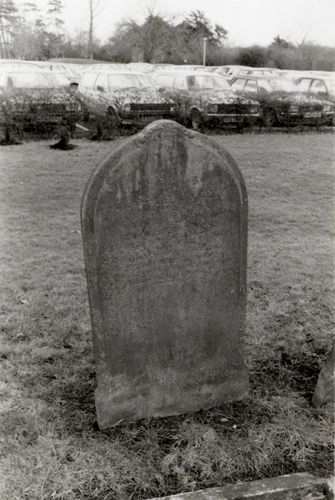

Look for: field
[0,131,334,499]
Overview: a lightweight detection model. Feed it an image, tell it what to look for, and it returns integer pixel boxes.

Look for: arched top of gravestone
[81,120,247,228]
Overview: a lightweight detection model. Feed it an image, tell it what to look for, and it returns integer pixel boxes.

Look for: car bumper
[10,111,81,124]
[120,111,176,125]
[279,111,331,126]
[203,113,260,125]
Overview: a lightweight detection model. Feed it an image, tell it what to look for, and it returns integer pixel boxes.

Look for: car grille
[129,103,172,112]
[299,104,322,112]
[216,103,252,113]
[30,103,67,113]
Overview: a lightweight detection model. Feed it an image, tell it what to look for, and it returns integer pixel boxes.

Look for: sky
[22,0,335,47]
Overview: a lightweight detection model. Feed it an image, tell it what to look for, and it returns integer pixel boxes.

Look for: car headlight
[289,104,299,113]
[65,103,80,112]
[207,103,218,113]
[250,106,259,113]
[323,104,333,112]
[123,103,132,112]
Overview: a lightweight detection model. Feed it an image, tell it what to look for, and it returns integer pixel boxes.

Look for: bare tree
[88,0,102,59]
[0,0,18,58]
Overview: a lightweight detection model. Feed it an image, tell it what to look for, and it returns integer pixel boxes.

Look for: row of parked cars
[0,59,334,141]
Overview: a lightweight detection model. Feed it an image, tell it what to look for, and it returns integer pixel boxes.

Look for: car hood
[104,87,173,105]
[168,88,259,106]
[260,91,332,106]
[2,88,80,109]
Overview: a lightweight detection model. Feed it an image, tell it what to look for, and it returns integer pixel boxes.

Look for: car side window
[94,74,107,91]
[258,80,272,92]
[310,80,328,95]
[244,80,258,93]
[231,79,246,92]
[174,76,187,90]
[80,73,98,89]
[295,79,311,93]
[155,75,175,88]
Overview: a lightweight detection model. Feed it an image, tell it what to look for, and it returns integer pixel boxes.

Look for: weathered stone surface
[149,473,334,499]
[81,120,248,429]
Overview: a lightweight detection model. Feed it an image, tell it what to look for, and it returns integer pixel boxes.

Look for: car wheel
[262,109,277,128]
[82,107,90,122]
[190,110,203,130]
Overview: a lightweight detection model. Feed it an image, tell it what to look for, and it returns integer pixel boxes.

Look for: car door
[243,79,258,96]
[295,78,312,94]
[155,73,182,111]
[173,75,194,117]
[90,73,109,117]
[78,72,99,115]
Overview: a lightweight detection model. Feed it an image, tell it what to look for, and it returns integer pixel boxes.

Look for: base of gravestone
[95,365,249,428]
[148,473,334,500]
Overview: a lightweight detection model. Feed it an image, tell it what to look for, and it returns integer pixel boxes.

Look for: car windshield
[186,75,230,90]
[107,74,152,89]
[6,71,60,89]
[268,79,296,92]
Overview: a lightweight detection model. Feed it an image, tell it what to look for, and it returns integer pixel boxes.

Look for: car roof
[1,68,54,75]
[82,70,149,76]
[154,70,225,77]
[295,75,335,81]
[231,74,287,80]
[0,61,42,68]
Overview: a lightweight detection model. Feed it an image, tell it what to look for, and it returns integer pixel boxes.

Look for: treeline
[0,0,334,70]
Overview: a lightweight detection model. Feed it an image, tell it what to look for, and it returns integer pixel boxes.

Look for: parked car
[0,69,83,139]
[87,63,128,71]
[172,65,204,71]
[78,70,176,129]
[293,76,335,124]
[127,62,154,73]
[229,75,335,127]
[152,70,260,129]
[214,65,251,77]
[294,76,335,100]
[37,62,81,86]
[276,70,316,80]
[194,66,219,72]
[152,64,176,72]
[236,67,281,77]
[0,59,42,74]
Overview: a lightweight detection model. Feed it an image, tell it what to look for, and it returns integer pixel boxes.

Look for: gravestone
[148,473,334,499]
[81,120,249,429]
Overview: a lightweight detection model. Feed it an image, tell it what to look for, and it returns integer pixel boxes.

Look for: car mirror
[158,87,167,92]
[97,85,105,92]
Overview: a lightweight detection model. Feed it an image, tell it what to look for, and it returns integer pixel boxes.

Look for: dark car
[78,70,176,131]
[0,69,83,140]
[152,70,260,130]
[229,75,335,127]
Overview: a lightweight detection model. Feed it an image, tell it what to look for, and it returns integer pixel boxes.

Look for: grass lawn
[0,132,334,499]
